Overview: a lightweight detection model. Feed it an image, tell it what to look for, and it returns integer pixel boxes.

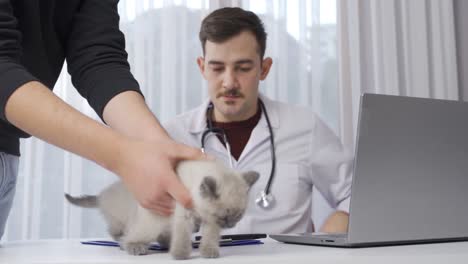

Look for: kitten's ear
[242,171,260,187]
[200,176,219,199]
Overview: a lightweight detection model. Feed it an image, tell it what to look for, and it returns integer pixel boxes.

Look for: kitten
[65,160,259,259]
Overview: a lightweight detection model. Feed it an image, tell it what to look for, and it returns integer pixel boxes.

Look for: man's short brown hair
[199,7,267,58]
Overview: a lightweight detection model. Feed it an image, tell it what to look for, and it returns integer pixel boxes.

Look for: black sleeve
[0,0,39,122]
[66,0,141,120]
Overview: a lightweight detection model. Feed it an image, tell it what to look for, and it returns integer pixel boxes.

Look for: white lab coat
[164,94,353,234]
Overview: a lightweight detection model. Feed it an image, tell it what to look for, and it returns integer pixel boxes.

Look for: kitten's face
[198,171,259,228]
[214,207,245,228]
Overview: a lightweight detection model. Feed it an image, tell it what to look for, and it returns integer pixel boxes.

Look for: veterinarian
[0,0,204,240]
[164,7,353,234]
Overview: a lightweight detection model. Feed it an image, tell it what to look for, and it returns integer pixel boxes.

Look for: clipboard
[81,234,264,251]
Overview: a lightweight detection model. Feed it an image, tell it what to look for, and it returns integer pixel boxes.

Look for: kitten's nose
[225,221,236,228]
[217,217,234,228]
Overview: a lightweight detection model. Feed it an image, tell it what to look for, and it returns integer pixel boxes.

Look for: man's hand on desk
[319,211,349,233]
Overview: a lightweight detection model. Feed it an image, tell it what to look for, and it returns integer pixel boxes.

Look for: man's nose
[222,69,239,89]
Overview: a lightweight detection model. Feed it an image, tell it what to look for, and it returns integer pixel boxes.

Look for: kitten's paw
[157,232,171,249]
[200,246,220,258]
[123,242,149,255]
[110,233,123,242]
[170,248,191,260]
[108,229,123,242]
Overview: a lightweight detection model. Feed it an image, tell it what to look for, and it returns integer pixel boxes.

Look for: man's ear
[260,57,273,80]
[197,56,206,77]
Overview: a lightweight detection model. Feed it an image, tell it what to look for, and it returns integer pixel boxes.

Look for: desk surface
[1,238,467,263]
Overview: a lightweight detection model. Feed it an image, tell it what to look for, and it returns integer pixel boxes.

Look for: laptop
[270,93,468,247]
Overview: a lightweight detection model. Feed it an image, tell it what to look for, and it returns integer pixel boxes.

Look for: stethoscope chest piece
[255,190,276,209]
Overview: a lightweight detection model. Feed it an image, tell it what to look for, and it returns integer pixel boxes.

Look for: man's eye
[212,68,223,72]
[239,68,252,72]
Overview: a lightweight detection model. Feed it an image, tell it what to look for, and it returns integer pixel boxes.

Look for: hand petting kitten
[65,160,259,259]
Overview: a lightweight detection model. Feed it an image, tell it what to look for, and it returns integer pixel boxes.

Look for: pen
[194,233,267,241]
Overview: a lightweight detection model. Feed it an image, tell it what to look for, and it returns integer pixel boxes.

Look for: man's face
[197,31,272,122]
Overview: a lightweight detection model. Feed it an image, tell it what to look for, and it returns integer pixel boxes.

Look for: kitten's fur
[65,160,259,259]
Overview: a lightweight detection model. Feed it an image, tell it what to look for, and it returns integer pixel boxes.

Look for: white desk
[1,238,467,263]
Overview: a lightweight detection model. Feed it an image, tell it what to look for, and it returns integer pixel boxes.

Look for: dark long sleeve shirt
[0,0,141,156]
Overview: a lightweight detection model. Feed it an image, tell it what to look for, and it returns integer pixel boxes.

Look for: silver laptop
[270,93,468,247]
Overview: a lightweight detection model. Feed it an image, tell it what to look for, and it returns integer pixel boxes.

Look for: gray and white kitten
[65,160,259,259]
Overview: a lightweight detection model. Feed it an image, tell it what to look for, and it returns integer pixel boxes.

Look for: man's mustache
[217,89,244,98]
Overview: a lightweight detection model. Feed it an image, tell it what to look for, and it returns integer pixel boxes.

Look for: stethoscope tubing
[202,99,277,209]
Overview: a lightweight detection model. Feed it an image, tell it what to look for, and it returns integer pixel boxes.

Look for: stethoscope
[201,99,277,210]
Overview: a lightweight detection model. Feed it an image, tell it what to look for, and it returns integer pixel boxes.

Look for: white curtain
[337,0,458,149]
[4,0,337,241]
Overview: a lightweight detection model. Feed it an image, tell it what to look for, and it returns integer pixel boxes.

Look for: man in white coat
[164,7,352,234]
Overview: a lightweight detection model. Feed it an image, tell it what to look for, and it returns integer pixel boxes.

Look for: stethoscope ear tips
[255,190,275,210]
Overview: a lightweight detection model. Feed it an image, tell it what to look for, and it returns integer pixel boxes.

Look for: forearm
[5,81,125,172]
[319,211,349,233]
[103,91,168,141]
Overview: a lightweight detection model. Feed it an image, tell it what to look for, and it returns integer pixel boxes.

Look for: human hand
[319,211,349,233]
[113,137,205,216]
